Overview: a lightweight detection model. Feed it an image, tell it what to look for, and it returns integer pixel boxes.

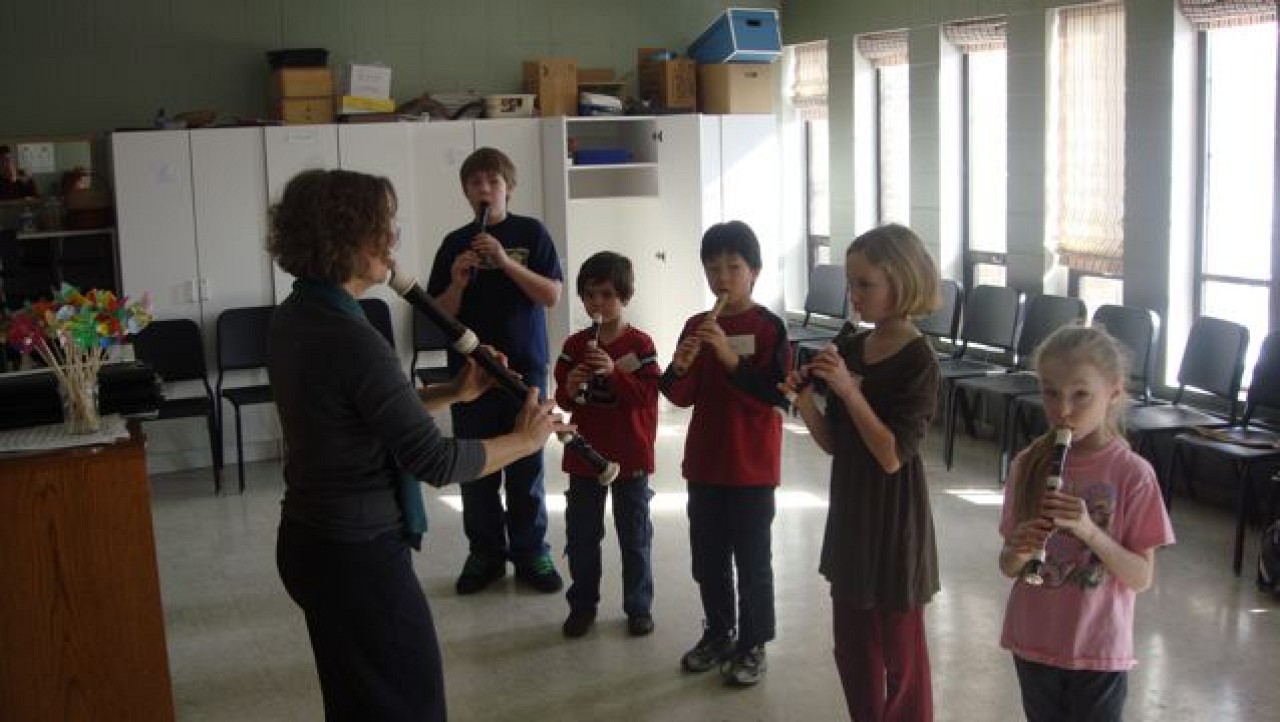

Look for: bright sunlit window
[967,49,1007,260]
[878,64,910,225]
[1199,22,1276,384]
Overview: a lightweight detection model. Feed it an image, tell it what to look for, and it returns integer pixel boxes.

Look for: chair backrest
[1177,315,1249,416]
[411,309,450,376]
[1092,304,1160,401]
[959,284,1020,353]
[1015,294,1087,366]
[1242,330,1280,426]
[216,305,275,373]
[358,297,395,349]
[916,278,962,341]
[130,318,208,383]
[803,264,848,323]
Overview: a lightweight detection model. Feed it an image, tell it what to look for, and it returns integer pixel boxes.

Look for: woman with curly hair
[266,168,566,721]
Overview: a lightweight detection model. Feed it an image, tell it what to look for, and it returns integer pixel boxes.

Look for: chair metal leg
[206,411,223,495]
[944,385,960,470]
[1165,442,1182,512]
[998,397,1016,485]
[234,405,246,494]
[1233,461,1254,576]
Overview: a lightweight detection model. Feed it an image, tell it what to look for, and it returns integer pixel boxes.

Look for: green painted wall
[0,0,777,137]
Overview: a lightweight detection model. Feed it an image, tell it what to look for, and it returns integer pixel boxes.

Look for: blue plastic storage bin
[687,8,782,64]
[574,148,633,165]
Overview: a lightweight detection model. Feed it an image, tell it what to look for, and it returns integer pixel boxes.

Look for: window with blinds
[858,31,910,225]
[946,18,1009,288]
[1184,0,1276,385]
[1053,3,1126,277]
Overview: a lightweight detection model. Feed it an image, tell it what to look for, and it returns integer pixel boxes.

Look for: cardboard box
[523,57,578,116]
[343,63,392,99]
[688,8,782,64]
[273,67,334,98]
[277,97,336,124]
[698,63,774,114]
[637,48,696,111]
[577,68,616,85]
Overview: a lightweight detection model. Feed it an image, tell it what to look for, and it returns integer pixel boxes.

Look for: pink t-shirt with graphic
[999,438,1175,671]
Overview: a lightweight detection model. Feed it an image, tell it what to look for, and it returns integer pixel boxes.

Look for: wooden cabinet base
[0,423,175,721]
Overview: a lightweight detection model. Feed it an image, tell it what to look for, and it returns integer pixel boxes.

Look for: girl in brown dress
[782,224,942,721]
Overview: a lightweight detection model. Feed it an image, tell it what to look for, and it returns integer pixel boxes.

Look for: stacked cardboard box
[637,48,696,111]
[523,57,578,117]
[688,9,781,115]
[272,67,336,124]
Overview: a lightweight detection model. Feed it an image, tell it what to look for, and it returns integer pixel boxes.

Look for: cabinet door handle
[198,278,210,302]
[655,251,666,262]
[652,130,664,143]
[185,279,198,304]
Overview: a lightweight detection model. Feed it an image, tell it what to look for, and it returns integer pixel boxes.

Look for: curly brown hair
[267,169,397,283]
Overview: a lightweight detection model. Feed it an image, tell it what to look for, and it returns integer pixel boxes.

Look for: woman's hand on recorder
[453,346,506,403]
[515,388,572,454]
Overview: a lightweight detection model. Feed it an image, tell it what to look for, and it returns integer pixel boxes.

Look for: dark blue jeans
[687,482,776,650]
[453,367,550,566]
[277,520,445,722]
[1014,655,1127,722]
[565,473,655,616]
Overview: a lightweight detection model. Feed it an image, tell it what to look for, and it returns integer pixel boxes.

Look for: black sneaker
[680,628,736,673]
[515,554,563,593]
[455,554,505,595]
[562,608,596,638]
[723,645,767,687]
[627,614,655,637]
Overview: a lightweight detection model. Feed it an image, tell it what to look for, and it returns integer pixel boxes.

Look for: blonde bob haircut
[847,223,941,319]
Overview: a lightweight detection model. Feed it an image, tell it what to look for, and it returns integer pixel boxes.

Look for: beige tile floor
[149,405,1280,721]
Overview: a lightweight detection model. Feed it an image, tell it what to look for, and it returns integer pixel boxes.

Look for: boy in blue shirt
[427,147,564,594]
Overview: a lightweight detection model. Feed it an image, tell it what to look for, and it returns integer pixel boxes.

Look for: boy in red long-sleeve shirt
[661,221,790,687]
[554,251,660,639]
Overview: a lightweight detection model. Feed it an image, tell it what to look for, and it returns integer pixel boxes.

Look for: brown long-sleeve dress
[819,330,941,609]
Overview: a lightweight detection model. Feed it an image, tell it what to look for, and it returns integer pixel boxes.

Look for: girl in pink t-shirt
[999,325,1175,722]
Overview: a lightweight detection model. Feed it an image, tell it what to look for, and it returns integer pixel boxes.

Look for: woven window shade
[857,30,909,67]
[1180,0,1276,30]
[792,40,829,121]
[943,17,1008,53]
[1055,3,1126,276]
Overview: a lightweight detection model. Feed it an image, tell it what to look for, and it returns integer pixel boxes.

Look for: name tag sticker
[727,334,756,356]
[616,353,641,373]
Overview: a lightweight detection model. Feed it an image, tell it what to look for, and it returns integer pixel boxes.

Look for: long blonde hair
[1011,325,1131,522]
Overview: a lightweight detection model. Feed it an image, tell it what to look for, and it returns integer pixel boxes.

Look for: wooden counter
[0,423,174,720]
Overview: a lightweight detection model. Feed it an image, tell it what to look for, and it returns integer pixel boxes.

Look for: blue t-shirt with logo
[426,212,562,377]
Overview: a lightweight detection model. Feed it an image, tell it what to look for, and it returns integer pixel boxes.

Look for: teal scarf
[291,279,428,549]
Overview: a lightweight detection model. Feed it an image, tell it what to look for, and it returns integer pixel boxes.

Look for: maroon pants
[832,601,933,722]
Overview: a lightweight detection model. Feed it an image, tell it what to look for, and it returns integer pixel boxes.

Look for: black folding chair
[410,308,452,387]
[1169,330,1280,574]
[916,278,963,359]
[787,264,848,346]
[937,285,1022,467]
[944,293,1086,480]
[131,319,224,492]
[1128,315,1250,505]
[358,297,396,349]
[216,305,275,493]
